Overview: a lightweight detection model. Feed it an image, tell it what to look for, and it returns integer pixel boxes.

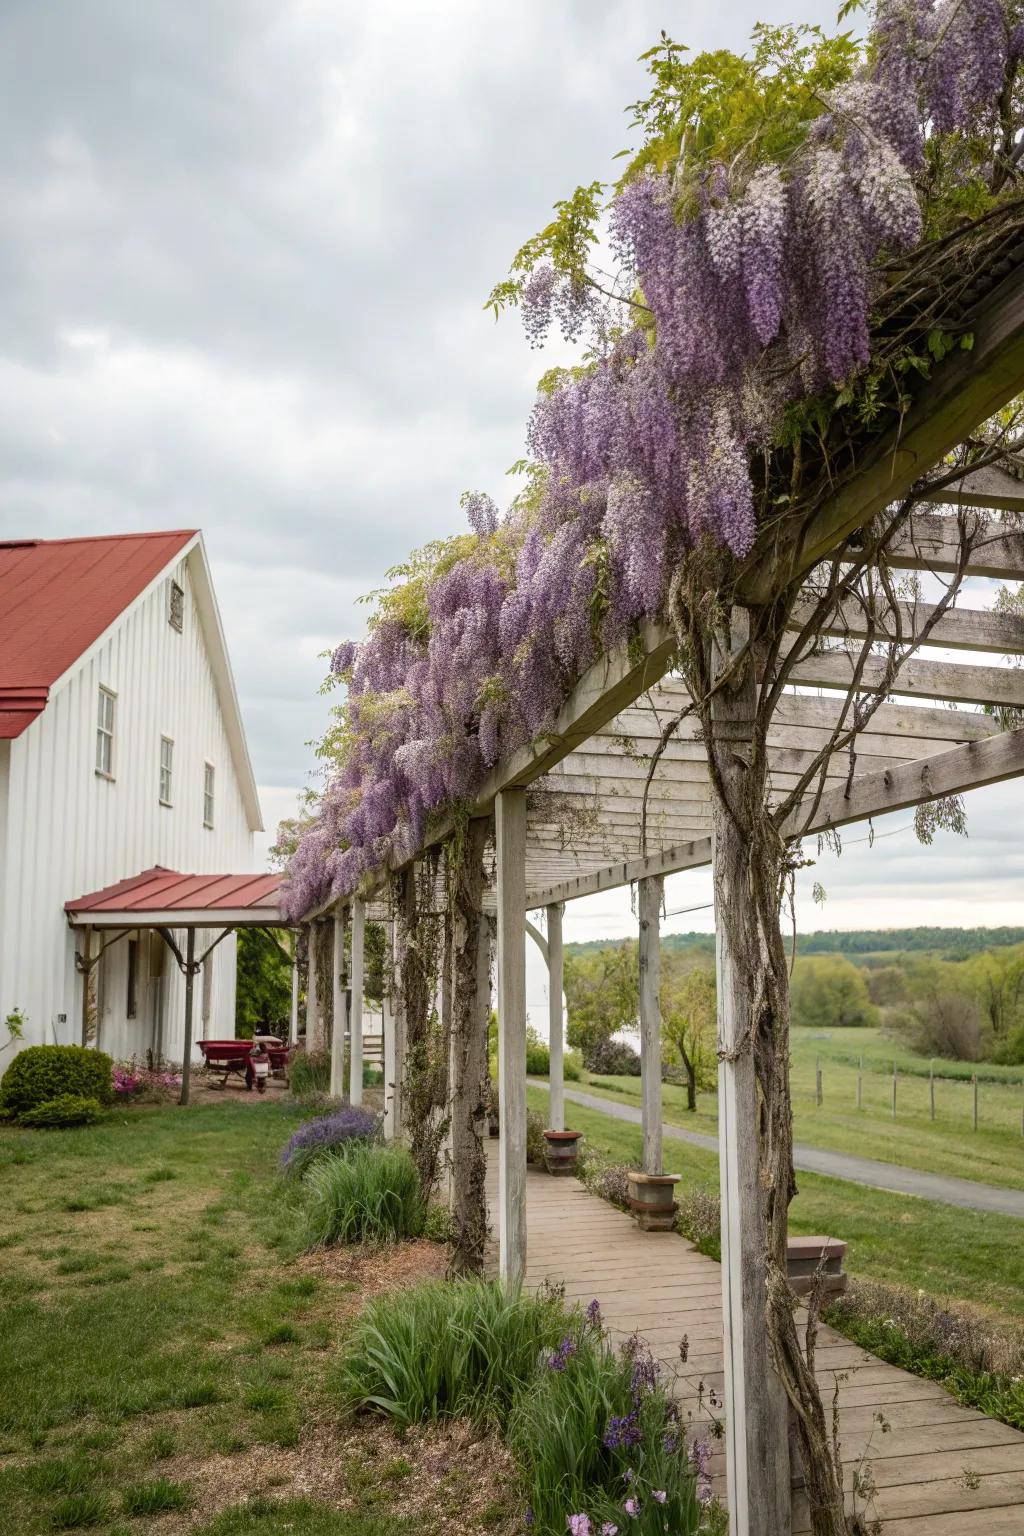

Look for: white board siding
[0,552,256,1062]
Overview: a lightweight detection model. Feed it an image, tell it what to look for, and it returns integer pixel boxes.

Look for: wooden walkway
[485,1150,1024,1533]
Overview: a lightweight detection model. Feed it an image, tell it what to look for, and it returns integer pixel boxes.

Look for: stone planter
[786,1235,847,1299]
[627,1171,680,1231]
[543,1129,583,1176]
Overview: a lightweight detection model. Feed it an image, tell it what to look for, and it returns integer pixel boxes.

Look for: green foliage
[584,1037,641,1076]
[790,956,879,1030]
[18,1095,103,1129]
[50,1490,112,1528]
[235,929,292,1037]
[0,1046,113,1118]
[336,1279,569,1429]
[288,1049,331,1097]
[565,942,638,1056]
[194,1499,411,1535]
[525,1028,550,1075]
[121,1478,191,1516]
[303,1143,424,1247]
[660,954,717,1106]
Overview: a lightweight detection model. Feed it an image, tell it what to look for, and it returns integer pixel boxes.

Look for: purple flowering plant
[280,1105,380,1179]
[280,4,1022,923]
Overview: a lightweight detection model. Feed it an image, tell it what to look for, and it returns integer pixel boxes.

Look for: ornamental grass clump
[303,1142,423,1247]
[280,1105,380,1180]
[336,1279,571,1428]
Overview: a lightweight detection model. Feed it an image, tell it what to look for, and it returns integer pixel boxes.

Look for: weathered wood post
[349,898,365,1107]
[331,904,348,1099]
[79,926,93,1046]
[382,920,400,1140]
[547,902,565,1132]
[450,818,491,1273]
[710,610,790,1536]
[179,927,197,1107]
[639,874,664,1175]
[305,923,321,1050]
[496,787,527,1287]
[391,877,414,1142]
[288,945,299,1045]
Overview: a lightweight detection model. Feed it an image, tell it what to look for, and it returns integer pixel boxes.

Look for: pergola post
[331,904,348,1099]
[546,902,565,1132]
[449,817,491,1272]
[349,898,365,1107]
[638,874,663,1175]
[305,922,320,1050]
[496,786,527,1287]
[288,945,299,1045]
[179,927,196,1107]
[711,610,790,1536]
[382,920,399,1139]
[392,878,414,1142]
[79,926,93,1046]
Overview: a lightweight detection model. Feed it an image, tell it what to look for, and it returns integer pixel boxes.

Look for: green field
[528,1086,1024,1325]
[565,1026,1024,1191]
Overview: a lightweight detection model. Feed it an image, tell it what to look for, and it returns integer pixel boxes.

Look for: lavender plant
[280,1105,379,1180]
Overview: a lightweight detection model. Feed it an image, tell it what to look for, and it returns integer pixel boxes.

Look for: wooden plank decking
[485,1149,1024,1532]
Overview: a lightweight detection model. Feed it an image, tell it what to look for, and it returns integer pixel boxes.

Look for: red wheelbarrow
[197,1039,290,1090]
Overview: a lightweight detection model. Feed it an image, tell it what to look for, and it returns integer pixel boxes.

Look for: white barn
[0,530,264,1067]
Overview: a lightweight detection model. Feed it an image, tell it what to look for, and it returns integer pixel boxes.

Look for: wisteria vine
[284,1,1024,918]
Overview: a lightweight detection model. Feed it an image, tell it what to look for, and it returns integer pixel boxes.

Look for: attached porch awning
[65,866,287,928]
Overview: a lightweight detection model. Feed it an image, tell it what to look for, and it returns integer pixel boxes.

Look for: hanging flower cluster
[283,2,1019,918]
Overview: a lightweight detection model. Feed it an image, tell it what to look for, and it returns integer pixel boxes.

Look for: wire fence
[808,1052,1024,1136]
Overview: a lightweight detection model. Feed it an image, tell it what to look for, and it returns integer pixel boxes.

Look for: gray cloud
[6,0,1016,935]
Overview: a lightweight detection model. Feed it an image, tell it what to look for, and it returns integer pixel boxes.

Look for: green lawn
[565,1025,1024,1191]
[528,1086,1024,1325]
[0,1101,504,1536]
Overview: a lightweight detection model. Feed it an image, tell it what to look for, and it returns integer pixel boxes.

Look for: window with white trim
[96,686,115,777]
[203,762,215,828]
[159,736,174,806]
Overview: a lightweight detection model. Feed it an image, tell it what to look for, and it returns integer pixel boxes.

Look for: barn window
[159,736,174,806]
[168,580,184,632]
[96,686,115,777]
[203,762,215,828]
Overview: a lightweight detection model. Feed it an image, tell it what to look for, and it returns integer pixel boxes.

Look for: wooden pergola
[298,257,1024,1534]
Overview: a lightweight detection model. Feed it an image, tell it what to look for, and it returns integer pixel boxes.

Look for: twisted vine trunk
[449,818,492,1274]
[706,608,848,1536]
[397,863,448,1202]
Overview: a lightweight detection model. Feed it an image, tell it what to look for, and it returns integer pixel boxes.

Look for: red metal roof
[65,866,284,921]
[0,530,196,738]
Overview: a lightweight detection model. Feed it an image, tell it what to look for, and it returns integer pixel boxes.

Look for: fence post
[816,1055,823,1108]
[856,1054,862,1111]
[929,1059,935,1121]
[891,1062,897,1120]
[972,1073,978,1133]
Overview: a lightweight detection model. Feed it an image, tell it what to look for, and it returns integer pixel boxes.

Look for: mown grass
[566,1023,1024,1192]
[528,1086,1024,1324]
[0,1099,473,1536]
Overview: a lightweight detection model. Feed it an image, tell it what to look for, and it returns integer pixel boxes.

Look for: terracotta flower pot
[543,1128,583,1176]
[627,1170,680,1231]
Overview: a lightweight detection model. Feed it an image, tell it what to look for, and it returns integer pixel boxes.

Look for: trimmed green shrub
[0,1045,113,1117]
[564,1049,583,1081]
[303,1143,423,1246]
[526,1028,550,1074]
[336,1279,569,1427]
[584,1037,641,1076]
[19,1095,103,1129]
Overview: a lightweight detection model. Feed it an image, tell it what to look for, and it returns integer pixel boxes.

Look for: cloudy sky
[1,0,1019,943]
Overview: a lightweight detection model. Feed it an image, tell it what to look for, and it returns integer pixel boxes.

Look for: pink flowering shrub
[113,1061,181,1104]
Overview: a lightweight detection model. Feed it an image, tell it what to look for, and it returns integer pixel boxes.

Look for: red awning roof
[0,530,196,738]
[65,866,285,926]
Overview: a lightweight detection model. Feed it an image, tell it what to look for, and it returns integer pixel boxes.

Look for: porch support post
[288,949,299,1045]
[80,926,93,1046]
[304,923,319,1047]
[350,898,365,1107]
[392,876,414,1142]
[383,920,399,1139]
[331,904,348,1099]
[450,817,491,1273]
[546,902,565,1132]
[496,786,527,1287]
[179,927,197,1107]
[639,874,664,1175]
[711,609,790,1536]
